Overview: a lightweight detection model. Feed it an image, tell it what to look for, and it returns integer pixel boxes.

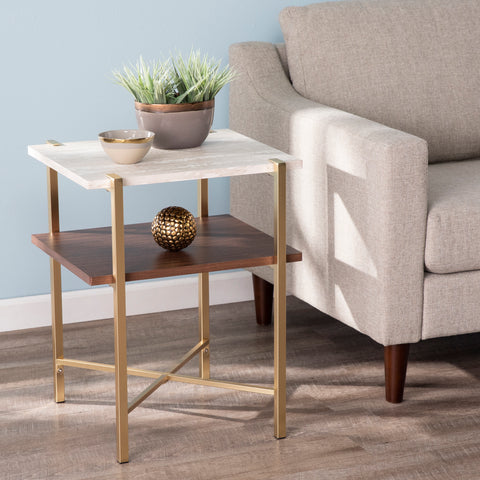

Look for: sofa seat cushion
[280,0,480,163]
[426,160,480,274]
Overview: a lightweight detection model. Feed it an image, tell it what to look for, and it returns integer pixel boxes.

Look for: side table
[28,129,302,463]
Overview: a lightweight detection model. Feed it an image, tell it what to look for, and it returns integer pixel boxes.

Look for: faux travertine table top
[28,129,301,190]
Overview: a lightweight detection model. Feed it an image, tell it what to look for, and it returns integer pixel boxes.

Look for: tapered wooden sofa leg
[384,344,410,403]
[252,274,274,326]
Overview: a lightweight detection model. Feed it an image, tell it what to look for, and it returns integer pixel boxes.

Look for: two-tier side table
[28,129,302,463]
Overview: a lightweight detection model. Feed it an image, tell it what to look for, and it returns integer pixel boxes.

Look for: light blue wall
[0,0,318,299]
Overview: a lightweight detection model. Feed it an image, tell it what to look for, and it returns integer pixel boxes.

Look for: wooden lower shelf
[32,215,302,286]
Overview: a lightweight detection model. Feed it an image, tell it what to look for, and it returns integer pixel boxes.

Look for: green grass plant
[113,51,234,105]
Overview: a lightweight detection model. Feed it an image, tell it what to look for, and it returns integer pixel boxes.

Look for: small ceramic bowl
[98,129,155,164]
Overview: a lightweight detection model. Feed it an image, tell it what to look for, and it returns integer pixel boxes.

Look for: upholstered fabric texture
[229,41,428,346]
[280,0,480,163]
[423,271,480,339]
[425,159,480,274]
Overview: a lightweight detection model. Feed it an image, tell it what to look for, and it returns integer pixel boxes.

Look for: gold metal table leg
[272,159,287,439]
[47,168,64,403]
[198,179,210,379]
[107,174,129,463]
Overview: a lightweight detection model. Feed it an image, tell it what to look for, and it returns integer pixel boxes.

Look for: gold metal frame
[47,168,64,404]
[198,178,210,380]
[107,173,129,463]
[272,159,287,439]
[47,159,288,463]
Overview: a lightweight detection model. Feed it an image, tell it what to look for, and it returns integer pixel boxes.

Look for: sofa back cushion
[280,0,480,163]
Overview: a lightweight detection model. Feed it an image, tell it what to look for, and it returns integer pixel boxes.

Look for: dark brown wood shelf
[32,215,302,286]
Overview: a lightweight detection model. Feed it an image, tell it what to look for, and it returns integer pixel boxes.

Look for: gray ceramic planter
[135,99,214,149]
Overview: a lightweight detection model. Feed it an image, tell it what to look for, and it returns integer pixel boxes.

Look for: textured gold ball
[151,206,197,252]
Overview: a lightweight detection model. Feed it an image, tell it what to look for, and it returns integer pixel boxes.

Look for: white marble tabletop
[28,129,302,190]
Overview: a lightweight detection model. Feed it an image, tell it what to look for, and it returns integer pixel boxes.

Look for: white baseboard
[0,271,254,333]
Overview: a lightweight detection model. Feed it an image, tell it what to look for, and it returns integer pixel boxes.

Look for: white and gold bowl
[98,129,155,164]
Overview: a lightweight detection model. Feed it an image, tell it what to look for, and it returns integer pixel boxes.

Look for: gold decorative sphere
[151,206,197,252]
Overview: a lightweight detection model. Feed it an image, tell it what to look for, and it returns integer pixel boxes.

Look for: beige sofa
[229,0,480,402]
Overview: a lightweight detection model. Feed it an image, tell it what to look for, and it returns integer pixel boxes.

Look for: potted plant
[113,51,234,149]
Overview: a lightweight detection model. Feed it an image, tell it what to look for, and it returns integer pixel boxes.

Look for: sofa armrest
[229,42,428,345]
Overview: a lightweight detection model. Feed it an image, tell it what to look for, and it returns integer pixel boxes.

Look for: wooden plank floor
[1,297,479,479]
